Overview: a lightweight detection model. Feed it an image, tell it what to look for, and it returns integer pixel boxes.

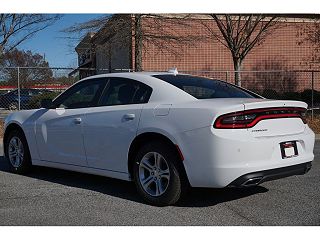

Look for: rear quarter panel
[138,100,246,135]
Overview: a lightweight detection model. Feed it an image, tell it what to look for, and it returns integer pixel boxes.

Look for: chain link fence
[0,67,319,121]
[0,67,78,113]
[181,70,320,119]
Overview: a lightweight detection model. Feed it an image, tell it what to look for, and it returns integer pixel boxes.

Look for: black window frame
[97,77,153,107]
[51,78,108,109]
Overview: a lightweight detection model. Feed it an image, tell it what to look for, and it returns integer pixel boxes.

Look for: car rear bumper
[227,162,312,187]
[177,124,315,188]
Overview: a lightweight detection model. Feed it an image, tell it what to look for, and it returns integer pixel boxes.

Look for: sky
[18,14,104,68]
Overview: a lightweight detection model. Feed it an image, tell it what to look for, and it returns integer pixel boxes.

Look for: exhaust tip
[241,177,263,187]
[305,164,312,173]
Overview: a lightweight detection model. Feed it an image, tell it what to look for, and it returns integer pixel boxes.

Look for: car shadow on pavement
[176,186,268,207]
[0,156,268,207]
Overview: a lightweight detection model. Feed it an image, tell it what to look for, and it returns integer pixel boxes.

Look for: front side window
[20,89,30,95]
[99,78,152,106]
[153,74,259,99]
[53,79,106,109]
[10,89,29,96]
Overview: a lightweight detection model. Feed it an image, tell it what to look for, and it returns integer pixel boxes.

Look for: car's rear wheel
[4,129,32,174]
[133,141,187,206]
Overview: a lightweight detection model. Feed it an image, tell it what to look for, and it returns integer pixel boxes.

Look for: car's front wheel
[4,129,32,174]
[133,141,187,206]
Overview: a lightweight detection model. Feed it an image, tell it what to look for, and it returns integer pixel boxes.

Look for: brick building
[74,14,320,93]
[74,32,96,79]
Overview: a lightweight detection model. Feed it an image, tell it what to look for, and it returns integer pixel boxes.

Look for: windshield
[153,74,259,99]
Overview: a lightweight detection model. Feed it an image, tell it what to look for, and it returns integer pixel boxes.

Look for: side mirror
[41,99,53,109]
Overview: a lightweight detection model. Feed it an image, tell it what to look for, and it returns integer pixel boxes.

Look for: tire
[4,129,32,174]
[133,140,188,206]
[8,102,18,111]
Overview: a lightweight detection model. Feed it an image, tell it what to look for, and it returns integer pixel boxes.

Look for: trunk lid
[242,98,307,110]
[242,99,307,137]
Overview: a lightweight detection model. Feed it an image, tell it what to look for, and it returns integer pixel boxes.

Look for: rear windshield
[153,74,258,99]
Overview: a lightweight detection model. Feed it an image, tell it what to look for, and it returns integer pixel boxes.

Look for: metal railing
[0,67,319,120]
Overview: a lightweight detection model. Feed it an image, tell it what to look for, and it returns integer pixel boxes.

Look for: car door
[83,77,152,173]
[35,78,107,166]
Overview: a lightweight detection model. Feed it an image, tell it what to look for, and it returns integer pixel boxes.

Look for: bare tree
[0,14,60,54]
[204,14,279,86]
[134,14,143,71]
[297,18,320,64]
[64,14,204,71]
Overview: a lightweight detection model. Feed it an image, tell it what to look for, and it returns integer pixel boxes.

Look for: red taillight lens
[214,107,307,129]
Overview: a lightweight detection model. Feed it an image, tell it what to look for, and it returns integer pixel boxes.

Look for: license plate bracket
[280,141,298,159]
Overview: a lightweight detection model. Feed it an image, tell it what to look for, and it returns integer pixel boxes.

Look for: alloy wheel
[8,136,24,168]
[138,152,170,197]
[8,102,18,111]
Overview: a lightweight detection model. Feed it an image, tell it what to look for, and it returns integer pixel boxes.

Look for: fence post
[17,67,20,111]
[225,71,229,83]
[311,71,314,121]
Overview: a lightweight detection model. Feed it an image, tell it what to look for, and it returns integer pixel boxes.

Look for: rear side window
[99,77,152,106]
[153,74,258,99]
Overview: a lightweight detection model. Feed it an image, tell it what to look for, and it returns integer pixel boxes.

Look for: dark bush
[28,91,61,109]
[280,92,302,101]
[300,89,320,106]
[245,57,298,94]
[261,89,280,99]
[261,89,320,106]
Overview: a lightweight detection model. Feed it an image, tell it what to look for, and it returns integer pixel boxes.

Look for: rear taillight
[214,107,307,129]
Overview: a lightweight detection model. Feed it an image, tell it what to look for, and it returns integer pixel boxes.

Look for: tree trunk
[233,58,242,87]
[108,44,112,73]
[134,14,143,72]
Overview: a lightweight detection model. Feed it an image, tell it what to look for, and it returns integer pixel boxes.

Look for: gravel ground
[0,141,319,226]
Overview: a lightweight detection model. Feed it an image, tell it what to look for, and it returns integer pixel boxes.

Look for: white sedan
[3,72,315,206]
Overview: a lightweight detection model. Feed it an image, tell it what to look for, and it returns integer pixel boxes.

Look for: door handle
[73,118,82,124]
[123,113,135,120]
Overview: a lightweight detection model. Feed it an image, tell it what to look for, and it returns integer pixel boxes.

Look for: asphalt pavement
[0,141,319,226]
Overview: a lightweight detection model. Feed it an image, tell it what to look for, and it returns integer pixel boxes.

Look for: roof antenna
[168,67,178,76]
